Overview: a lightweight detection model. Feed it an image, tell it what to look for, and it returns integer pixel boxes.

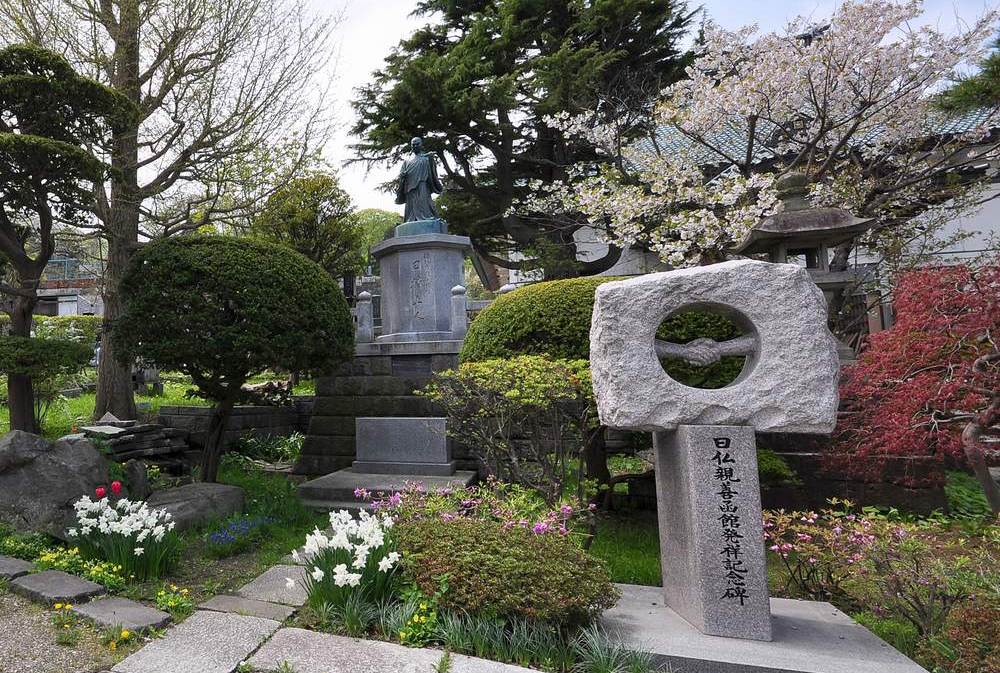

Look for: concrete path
[113,562,540,673]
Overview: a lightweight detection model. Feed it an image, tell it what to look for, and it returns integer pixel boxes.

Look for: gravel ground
[0,588,114,673]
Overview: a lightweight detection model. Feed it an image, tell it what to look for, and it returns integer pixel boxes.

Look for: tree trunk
[94,0,141,421]
[7,294,36,432]
[962,353,1000,515]
[584,426,611,487]
[201,397,237,483]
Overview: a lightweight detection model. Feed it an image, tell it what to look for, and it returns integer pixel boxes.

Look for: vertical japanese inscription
[712,436,749,606]
[408,252,432,322]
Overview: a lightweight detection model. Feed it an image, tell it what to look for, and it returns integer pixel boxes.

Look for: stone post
[654,425,770,641]
[355,291,374,343]
[450,285,468,339]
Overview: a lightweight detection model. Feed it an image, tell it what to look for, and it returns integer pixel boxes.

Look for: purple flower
[354,488,370,500]
[560,505,574,517]
[532,522,550,534]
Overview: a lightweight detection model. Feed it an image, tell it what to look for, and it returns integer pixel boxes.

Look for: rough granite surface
[237,564,307,606]
[589,260,839,433]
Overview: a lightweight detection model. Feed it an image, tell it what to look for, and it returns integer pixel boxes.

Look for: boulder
[146,482,245,531]
[0,431,109,538]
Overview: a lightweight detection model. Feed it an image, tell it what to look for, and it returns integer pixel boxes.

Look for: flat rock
[198,594,295,621]
[111,610,279,673]
[72,597,171,630]
[602,584,931,673]
[0,555,34,580]
[590,260,840,433]
[146,483,244,531]
[247,627,538,673]
[11,570,104,604]
[237,565,307,607]
[80,425,128,438]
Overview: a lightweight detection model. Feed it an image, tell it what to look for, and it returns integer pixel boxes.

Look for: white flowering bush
[68,496,179,581]
[291,509,400,610]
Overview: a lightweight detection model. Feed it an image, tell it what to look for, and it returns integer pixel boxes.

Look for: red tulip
[110,481,122,496]
[95,486,106,499]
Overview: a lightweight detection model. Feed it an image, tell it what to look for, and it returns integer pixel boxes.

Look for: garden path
[107,559,537,673]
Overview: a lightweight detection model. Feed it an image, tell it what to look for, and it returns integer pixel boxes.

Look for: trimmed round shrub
[395,517,618,626]
[461,277,616,362]
[33,315,102,343]
[462,276,745,388]
[112,235,355,480]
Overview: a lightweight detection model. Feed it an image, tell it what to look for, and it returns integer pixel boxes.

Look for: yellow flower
[121,630,130,639]
[109,641,117,651]
[65,605,72,610]
[419,602,427,610]
[54,603,63,610]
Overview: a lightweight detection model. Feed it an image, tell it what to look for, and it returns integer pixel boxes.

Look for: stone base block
[602,584,930,673]
[297,468,476,510]
[352,460,456,476]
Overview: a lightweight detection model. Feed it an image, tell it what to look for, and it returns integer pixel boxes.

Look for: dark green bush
[113,235,354,481]
[396,517,618,626]
[461,277,745,388]
[0,335,91,382]
[757,448,799,487]
[916,600,999,673]
[853,612,920,658]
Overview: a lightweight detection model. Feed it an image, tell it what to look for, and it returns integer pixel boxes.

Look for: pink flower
[110,481,122,496]
[95,486,106,499]
[560,505,573,517]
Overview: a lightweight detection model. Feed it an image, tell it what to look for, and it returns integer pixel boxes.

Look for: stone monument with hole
[592,260,931,673]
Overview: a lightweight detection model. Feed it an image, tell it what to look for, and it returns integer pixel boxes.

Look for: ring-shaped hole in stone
[655,302,758,389]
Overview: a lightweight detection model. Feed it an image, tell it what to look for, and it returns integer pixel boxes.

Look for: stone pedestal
[353,417,455,476]
[371,229,472,343]
[654,425,771,641]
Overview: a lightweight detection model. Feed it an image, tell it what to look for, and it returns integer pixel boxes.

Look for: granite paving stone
[111,610,279,673]
[237,564,307,607]
[10,570,104,604]
[0,554,34,580]
[72,597,171,631]
[198,594,295,621]
[247,627,538,673]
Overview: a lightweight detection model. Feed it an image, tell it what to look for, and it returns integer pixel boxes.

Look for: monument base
[351,460,457,476]
[603,584,929,673]
[297,468,476,511]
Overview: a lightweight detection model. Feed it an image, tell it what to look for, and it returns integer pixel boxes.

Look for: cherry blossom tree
[520,0,1000,270]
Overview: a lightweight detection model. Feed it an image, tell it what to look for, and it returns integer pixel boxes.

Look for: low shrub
[757,448,799,487]
[0,526,51,560]
[395,516,618,626]
[219,454,314,525]
[944,471,993,521]
[68,495,180,581]
[234,432,303,464]
[852,612,920,658]
[420,356,595,506]
[365,478,593,539]
[916,599,1000,673]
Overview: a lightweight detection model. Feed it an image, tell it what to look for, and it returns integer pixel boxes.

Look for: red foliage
[824,263,1000,486]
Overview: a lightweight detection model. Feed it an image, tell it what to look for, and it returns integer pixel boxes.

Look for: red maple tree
[826,262,999,496]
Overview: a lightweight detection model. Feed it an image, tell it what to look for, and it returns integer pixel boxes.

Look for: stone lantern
[734,173,875,306]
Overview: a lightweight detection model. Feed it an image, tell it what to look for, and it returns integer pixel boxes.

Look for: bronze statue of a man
[395,137,444,222]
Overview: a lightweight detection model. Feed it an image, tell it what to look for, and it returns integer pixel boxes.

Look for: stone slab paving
[0,554,34,580]
[198,594,295,622]
[247,628,539,673]
[111,610,280,673]
[72,597,171,631]
[236,564,307,606]
[10,570,104,604]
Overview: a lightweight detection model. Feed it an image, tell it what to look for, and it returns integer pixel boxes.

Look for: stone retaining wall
[158,397,313,449]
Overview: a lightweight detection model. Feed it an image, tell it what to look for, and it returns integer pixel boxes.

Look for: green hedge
[462,276,745,388]
[0,314,101,343]
[0,335,91,380]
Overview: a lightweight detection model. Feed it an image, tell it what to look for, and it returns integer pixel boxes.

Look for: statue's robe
[395,152,443,222]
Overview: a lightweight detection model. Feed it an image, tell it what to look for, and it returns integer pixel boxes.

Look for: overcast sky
[315,0,998,212]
